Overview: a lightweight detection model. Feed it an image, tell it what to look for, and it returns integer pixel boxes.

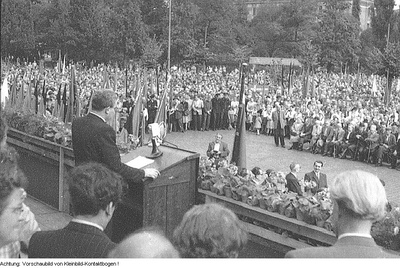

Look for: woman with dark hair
[173,203,247,258]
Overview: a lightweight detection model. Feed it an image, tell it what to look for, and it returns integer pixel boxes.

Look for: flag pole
[167,0,173,132]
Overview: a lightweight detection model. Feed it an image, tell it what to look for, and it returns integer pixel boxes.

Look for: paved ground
[165,129,400,205]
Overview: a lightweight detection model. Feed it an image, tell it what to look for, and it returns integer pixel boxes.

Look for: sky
[396,0,400,10]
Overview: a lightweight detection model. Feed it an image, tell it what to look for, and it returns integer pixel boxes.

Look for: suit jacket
[285,236,398,258]
[320,125,333,140]
[285,173,303,196]
[207,141,229,158]
[272,109,286,129]
[379,133,397,150]
[28,221,115,258]
[304,171,327,194]
[72,113,145,183]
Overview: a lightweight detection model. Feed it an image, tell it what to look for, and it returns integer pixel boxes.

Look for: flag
[311,68,315,97]
[397,78,400,92]
[62,84,67,122]
[34,79,39,114]
[58,50,62,73]
[1,74,9,109]
[154,75,170,126]
[10,75,17,107]
[231,64,247,170]
[372,75,377,96]
[17,80,25,110]
[113,72,117,92]
[23,79,32,114]
[62,54,66,74]
[129,84,143,142]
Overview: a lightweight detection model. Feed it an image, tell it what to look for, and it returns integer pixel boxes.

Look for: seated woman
[173,203,247,258]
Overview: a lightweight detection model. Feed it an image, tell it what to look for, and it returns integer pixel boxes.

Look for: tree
[250,0,318,58]
[351,0,360,21]
[1,0,36,58]
[371,0,395,50]
[315,0,361,72]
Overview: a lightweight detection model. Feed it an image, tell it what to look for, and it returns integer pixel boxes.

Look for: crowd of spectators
[2,60,400,169]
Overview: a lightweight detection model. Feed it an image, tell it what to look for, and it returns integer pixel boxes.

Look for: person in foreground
[28,163,123,258]
[173,203,248,258]
[108,227,179,258]
[0,113,40,258]
[285,170,398,258]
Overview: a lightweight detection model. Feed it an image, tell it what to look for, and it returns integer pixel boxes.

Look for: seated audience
[28,162,123,258]
[108,227,179,258]
[286,170,398,258]
[173,203,247,258]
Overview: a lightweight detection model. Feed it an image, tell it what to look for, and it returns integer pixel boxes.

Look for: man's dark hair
[314,160,324,167]
[91,90,116,111]
[68,162,123,216]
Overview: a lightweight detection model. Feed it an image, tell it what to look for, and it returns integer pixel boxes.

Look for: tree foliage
[0,0,398,75]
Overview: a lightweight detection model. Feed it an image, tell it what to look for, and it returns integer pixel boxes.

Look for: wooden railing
[198,189,337,253]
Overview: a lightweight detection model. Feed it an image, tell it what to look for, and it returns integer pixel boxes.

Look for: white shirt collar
[71,219,104,231]
[337,233,372,240]
[89,112,106,123]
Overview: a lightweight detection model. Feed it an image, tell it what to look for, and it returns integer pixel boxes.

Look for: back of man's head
[91,90,116,111]
[108,228,179,258]
[68,162,123,217]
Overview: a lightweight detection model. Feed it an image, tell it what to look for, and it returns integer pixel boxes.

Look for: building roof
[249,57,302,67]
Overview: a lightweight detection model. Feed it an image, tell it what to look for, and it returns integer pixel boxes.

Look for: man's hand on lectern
[144,168,160,179]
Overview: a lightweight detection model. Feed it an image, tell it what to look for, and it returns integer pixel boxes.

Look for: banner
[231,64,247,170]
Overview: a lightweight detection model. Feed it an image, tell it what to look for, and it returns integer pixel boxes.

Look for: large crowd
[2,60,400,169]
[1,59,400,258]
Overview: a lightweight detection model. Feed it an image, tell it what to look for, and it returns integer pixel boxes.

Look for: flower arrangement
[198,157,334,231]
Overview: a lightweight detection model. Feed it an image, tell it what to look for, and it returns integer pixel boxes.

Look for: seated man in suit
[304,160,327,194]
[206,133,230,160]
[285,162,303,196]
[28,163,123,258]
[108,227,179,258]
[286,170,397,258]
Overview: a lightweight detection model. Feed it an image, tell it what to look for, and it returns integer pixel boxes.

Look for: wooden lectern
[107,144,200,242]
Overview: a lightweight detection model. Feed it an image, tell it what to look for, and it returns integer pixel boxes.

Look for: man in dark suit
[271,101,286,148]
[339,124,357,159]
[211,93,222,130]
[285,163,303,196]
[29,163,122,258]
[304,160,327,194]
[147,94,158,125]
[206,133,230,160]
[374,126,396,166]
[286,170,397,258]
[72,90,159,183]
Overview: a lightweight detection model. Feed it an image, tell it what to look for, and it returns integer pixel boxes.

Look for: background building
[244,0,374,31]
